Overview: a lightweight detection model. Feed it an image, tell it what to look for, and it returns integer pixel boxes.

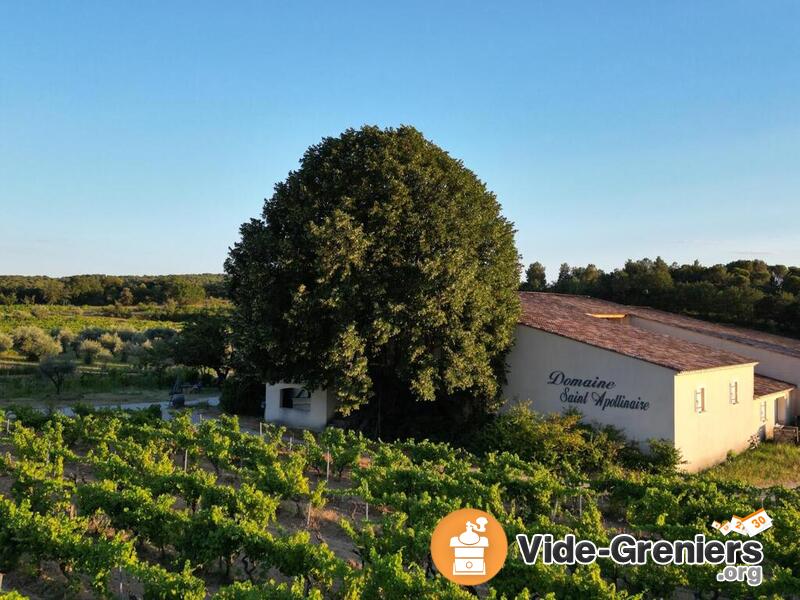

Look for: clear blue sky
[1,2,798,281]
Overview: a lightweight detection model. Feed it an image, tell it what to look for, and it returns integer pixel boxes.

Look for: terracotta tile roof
[527,292,800,359]
[625,306,800,360]
[754,375,795,398]
[518,292,756,372]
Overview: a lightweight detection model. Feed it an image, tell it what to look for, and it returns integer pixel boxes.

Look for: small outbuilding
[263,383,337,431]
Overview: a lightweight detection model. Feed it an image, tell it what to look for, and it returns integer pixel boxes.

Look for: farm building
[504,293,799,472]
[264,292,799,472]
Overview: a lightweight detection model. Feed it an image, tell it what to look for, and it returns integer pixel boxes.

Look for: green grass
[705,442,800,488]
[0,359,220,405]
[0,362,163,401]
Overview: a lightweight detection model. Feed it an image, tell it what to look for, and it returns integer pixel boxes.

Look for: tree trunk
[371,367,401,439]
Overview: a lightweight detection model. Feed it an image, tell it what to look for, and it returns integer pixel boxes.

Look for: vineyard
[0,407,798,599]
[0,304,211,335]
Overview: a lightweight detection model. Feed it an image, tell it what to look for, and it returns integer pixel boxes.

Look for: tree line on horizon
[521,257,800,336]
[0,274,227,306]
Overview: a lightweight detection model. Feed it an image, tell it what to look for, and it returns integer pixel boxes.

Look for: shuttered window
[694,388,706,413]
[729,381,739,404]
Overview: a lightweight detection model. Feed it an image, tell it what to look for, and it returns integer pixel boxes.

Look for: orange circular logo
[430,508,508,585]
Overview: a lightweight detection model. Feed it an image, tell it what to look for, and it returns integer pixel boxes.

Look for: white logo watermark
[516,509,773,589]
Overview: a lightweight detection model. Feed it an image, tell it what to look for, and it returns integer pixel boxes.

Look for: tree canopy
[0,274,225,306]
[174,313,232,378]
[523,257,800,337]
[226,125,520,415]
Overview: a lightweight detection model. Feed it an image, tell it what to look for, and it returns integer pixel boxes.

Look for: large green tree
[226,126,520,416]
[174,313,232,380]
[520,261,547,291]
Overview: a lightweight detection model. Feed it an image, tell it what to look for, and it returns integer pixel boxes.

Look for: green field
[705,442,800,488]
[0,358,161,403]
[0,304,183,333]
[0,303,231,405]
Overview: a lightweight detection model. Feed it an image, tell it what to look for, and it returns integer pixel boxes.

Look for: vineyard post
[307,502,312,527]
[5,419,8,434]
[325,449,330,481]
[365,501,369,521]
[551,496,560,521]
[578,482,589,518]
[183,448,188,471]
[0,571,3,591]
[259,422,263,436]
[289,434,293,451]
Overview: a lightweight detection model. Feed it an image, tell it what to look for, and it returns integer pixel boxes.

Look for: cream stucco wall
[503,325,677,446]
[264,383,336,430]
[503,325,774,473]
[672,365,759,472]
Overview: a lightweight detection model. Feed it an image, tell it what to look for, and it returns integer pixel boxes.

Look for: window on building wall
[760,400,767,423]
[694,387,706,413]
[729,381,739,404]
[280,387,312,412]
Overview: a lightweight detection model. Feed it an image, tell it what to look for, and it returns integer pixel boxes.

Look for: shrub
[0,331,13,354]
[620,438,685,474]
[78,326,106,341]
[30,305,50,319]
[116,328,144,343]
[51,327,77,353]
[472,404,625,474]
[101,303,132,318]
[6,403,50,428]
[99,332,124,354]
[220,374,264,416]
[78,339,112,365]
[120,341,144,363]
[11,326,61,360]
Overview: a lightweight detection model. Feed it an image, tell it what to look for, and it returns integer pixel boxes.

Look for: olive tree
[99,332,124,355]
[11,326,60,361]
[226,126,520,419]
[0,332,12,354]
[77,339,111,365]
[51,327,77,353]
[38,355,77,395]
